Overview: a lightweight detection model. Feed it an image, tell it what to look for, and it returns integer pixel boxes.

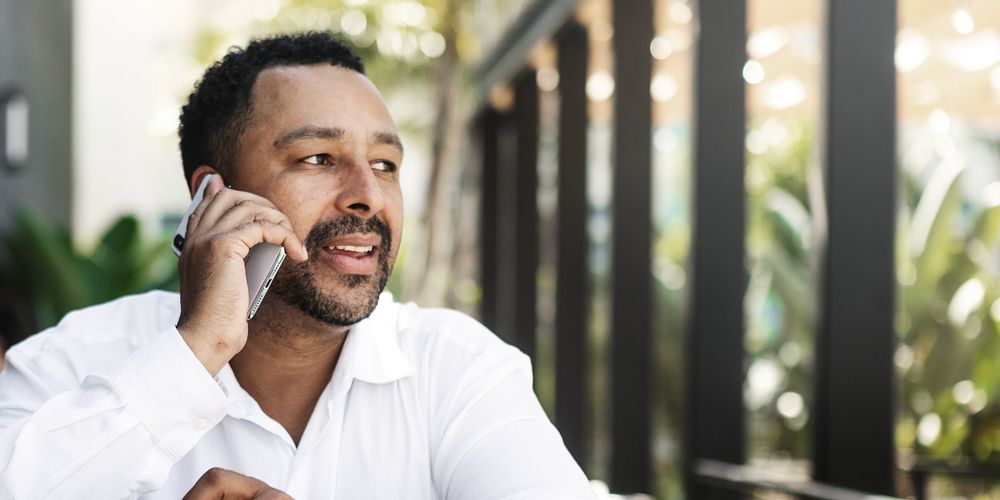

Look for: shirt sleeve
[0,328,228,500]
[432,351,598,500]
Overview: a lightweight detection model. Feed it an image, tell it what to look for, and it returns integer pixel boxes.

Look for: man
[0,33,595,499]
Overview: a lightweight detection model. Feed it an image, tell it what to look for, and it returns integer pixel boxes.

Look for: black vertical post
[610,0,653,493]
[685,0,747,498]
[478,109,501,332]
[495,114,519,344]
[814,0,896,494]
[555,20,590,468]
[513,70,539,362]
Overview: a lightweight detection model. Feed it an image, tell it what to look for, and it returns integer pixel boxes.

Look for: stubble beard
[269,215,393,327]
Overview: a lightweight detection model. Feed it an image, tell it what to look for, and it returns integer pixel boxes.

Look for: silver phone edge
[172,174,215,257]
[246,247,287,321]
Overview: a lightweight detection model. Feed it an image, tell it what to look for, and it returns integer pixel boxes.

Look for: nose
[334,161,385,218]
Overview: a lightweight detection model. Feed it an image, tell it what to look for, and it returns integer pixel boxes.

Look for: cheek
[272,188,325,238]
[385,189,404,243]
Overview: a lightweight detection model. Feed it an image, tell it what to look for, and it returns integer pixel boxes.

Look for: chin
[270,265,389,327]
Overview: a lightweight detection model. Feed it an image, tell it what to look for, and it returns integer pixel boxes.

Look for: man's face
[226,64,404,326]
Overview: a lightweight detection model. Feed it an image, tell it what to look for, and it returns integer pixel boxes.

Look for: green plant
[741,119,818,461]
[896,132,1000,463]
[0,212,179,339]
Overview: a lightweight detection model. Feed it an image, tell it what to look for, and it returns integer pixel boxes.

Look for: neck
[230,297,351,445]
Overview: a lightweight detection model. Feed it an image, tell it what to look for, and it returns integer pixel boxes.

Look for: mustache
[304,215,392,254]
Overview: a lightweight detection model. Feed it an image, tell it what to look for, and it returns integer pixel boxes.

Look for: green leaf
[3,211,89,328]
[907,162,965,315]
[971,203,1000,250]
[0,211,180,330]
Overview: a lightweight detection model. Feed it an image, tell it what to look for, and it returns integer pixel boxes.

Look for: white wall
[73,0,203,245]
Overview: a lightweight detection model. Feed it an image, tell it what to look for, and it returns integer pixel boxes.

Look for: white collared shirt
[0,291,595,499]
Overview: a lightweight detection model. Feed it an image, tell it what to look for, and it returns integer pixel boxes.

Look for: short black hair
[178,32,365,187]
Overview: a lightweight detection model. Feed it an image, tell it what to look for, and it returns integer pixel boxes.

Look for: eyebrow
[273,126,343,150]
[273,126,404,154]
[373,131,405,154]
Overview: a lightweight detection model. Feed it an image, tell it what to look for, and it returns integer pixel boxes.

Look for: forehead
[246,64,397,140]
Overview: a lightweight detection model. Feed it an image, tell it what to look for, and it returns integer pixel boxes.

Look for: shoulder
[388,301,529,389]
[6,290,180,364]
[395,302,520,361]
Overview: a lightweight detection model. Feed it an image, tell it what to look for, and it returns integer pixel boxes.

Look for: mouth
[317,234,381,275]
[324,244,376,255]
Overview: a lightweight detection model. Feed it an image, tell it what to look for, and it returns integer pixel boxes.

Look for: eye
[372,160,397,173]
[301,154,332,166]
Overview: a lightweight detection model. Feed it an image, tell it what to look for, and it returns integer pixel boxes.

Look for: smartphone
[172,174,286,320]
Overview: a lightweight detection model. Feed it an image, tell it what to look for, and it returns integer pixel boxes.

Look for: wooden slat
[684,0,748,498]
[813,0,897,494]
[512,69,539,360]
[610,0,654,492]
[554,20,591,468]
[478,109,501,331]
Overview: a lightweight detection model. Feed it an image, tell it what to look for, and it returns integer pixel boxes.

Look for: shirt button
[193,418,212,431]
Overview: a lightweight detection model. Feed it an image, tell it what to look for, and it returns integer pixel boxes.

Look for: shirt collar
[215,291,412,403]
[334,291,412,385]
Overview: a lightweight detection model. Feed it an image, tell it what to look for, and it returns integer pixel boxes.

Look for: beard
[269,215,393,326]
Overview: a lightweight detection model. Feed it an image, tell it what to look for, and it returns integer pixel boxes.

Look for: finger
[198,188,283,233]
[223,220,308,261]
[186,175,227,236]
[215,200,296,234]
[182,467,271,500]
[196,187,239,232]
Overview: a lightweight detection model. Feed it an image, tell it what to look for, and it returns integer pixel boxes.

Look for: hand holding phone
[173,173,307,375]
[173,174,286,320]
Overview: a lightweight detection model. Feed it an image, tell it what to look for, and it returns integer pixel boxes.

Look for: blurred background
[2,0,1000,498]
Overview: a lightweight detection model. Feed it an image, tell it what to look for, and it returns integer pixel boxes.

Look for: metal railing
[694,460,904,500]
[907,460,1000,500]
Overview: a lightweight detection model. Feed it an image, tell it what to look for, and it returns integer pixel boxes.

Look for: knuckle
[202,467,227,485]
[256,219,282,231]
[259,204,282,216]
[235,198,256,209]
[264,208,285,222]
[208,189,227,206]
[238,221,269,234]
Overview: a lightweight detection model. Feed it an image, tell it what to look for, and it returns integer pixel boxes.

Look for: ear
[190,165,221,195]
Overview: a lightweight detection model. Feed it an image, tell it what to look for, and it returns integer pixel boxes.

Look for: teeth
[330,244,373,253]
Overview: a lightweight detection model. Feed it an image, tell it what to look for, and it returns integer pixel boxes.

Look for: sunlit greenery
[742,119,818,462]
[719,117,1000,496]
[193,0,465,76]
[896,126,1000,468]
[651,122,690,500]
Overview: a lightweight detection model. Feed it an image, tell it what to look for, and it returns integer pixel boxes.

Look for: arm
[0,326,227,499]
[0,175,307,499]
[432,353,598,500]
